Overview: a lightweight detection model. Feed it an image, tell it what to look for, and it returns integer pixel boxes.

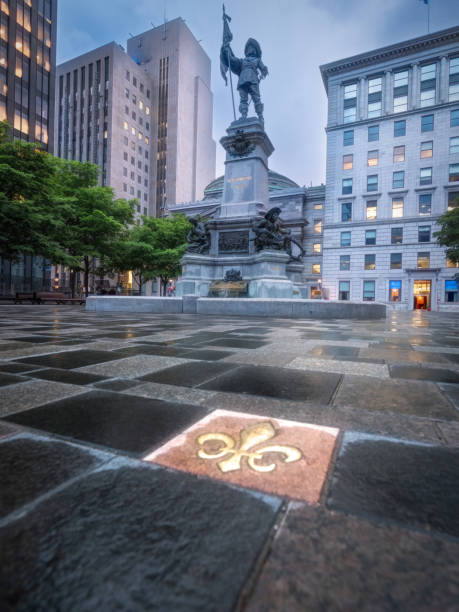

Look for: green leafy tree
[54,159,135,296]
[106,214,190,295]
[434,201,459,265]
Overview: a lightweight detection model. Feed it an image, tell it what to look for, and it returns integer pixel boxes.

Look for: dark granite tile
[232,327,271,334]
[16,350,126,370]
[200,365,341,404]
[311,346,359,358]
[92,379,143,392]
[0,363,42,374]
[335,356,386,364]
[246,504,459,612]
[437,382,459,410]
[0,435,109,518]
[443,353,459,365]
[13,336,60,343]
[4,390,210,456]
[140,360,239,387]
[390,365,459,384]
[180,349,234,361]
[29,368,107,386]
[116,344,191,358]
[328,434,459,537]
[205,338,268,349]
[0,461,281,611]
[0,373,29,387]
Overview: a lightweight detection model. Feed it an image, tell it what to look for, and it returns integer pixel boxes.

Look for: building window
[123,137,129,146]
[343,154,353,170]
[125,87,129,98]
[339,281,350,301]
[393,145,405,163]
[131,156,135,165]
[341,231,351,247]
[130,171,135,180]
[123,121,128,130]
[126,70,130,81]
[312,263,321,274]
[420,63,436,107]
[123,183,127,192]
[393,171,405,189]
[418,225,431,243]
[445,280,459,302]
[367,175,378,192]
[133,76,137,88]
[417,252,430,268]
[341,202,352,222]
[313,243,321,253]
[389,280,401,302]
[394,120,406,137]
[420,141,433,158]
[340,255,350,271]
[447,258,459,268]
[342,178,352,194]
[363,280,375,301]
[343,82,357,123]
[390,253,402,270]
[421,114,434,132]
[393,70,408,113]
[368,125,379,141]
[450,136,459,154]
[451,109,459,127]
[130,186,134,195]
[123,167,127,176]
[449,164,459,182]
[448,191,459,210]
[391,227,403,244]
[343,129,354,146]
[367,150,378,167]
[365,229,376,245]
[313,219,322,234]
[392,198,403,218]
[419,193,432,216]
[366,200,377,220]
[449,57,459,102]
[123,152,128,161]
[364,254,376,270]
[314,203,323,209]
[420,167,432,185]
[368,76,382,117]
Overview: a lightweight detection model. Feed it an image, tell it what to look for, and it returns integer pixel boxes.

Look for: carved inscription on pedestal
[218,231,249,254]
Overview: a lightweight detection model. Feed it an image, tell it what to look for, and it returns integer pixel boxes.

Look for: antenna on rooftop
[151,21,156,28]
[128,33,134,38]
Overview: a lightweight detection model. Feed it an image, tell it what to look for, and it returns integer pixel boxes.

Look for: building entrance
[413,280,431,310]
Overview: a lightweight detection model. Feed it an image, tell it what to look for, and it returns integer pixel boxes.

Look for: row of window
[122,136,149,159]
[342,138,459,171]
[339,250,433,271]
[340,194,440,222]
[343,110,459,147]
[339,224,433,247]
[123,157,149,172]
[124,87,150,115]
[343,58,459,123]
[124,105,150,130]
[338,280,458,303]
[122,167,148,186]
[122,183,148,203]
[122,121,150,144]
[125,70,150,99]
[341,164,459,196]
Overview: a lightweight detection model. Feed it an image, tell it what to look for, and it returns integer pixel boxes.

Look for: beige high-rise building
[127,18,216,216]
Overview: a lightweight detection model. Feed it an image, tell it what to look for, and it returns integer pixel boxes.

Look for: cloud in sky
[57,0,459,188]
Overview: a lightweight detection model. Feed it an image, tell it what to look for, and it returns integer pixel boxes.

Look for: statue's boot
[255,102,264,123]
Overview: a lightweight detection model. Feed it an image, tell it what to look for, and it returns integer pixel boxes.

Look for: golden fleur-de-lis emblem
[196,421,302,473]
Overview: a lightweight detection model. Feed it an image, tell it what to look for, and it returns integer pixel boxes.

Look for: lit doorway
[413,280,431,310]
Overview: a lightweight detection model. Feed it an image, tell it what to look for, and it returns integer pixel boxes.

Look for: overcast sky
[57,0,459,188]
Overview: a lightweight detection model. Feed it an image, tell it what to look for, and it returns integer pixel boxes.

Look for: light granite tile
[0,380,86,417]
[122,382,217,406]
[286,357,389,379]
[76,354,191,378]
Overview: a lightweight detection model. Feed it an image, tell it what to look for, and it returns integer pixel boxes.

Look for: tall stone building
[0,0,57,294]
[320,26,459,311]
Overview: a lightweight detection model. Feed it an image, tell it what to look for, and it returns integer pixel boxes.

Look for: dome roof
[203,170,300,200]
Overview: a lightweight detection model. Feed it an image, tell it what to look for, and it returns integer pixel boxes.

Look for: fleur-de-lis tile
[143,410,339,504]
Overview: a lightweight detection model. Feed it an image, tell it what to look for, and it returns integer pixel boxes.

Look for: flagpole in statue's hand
[222,4,237,121]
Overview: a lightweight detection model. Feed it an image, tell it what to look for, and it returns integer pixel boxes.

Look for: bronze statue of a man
[220,7,268,123]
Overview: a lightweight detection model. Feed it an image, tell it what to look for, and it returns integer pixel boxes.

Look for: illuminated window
[341,231,351,247]
[365,254,375,270]
[340,255,350,271]
[420,167,432,185]
[145,136,149,144]
[0,12,7,42]
[139,100,144,110]
[146,105,150,115]
[367,150,378,166]
[449,57,459,102]
[367,175,378,192]
[123,121,128,130]
[389,280,401,302]
[1,0,9,15]
[418,225,431,243]
[450,136,459,154]
[339,280,350,301]
[392,198,403,218]
[449,164,459,182]
[417,252,430,269]
[0,99,6,121]
[341,202,352,222]
[312,263,321,274]
[138,131,143,140]
[393,171,404,189]
[313,243,321,253]
[363,280,375,301]
[419,193,431,216]
[366,200,377,219]
[447,258,459,268]
[343,129,354,146]
[368,77,382,117]
[342,178,352,194]
[420,63,436,107]
[393,145,405,162]
[314,203,323,209]
[390,254,402,270]
[393,70,408,113]
[342,154,353,170]
[313,219,322,234]
[394,120,406,137]
[420,141,433,158]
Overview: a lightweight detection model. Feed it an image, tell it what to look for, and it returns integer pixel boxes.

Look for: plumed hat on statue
[244,38,262,58]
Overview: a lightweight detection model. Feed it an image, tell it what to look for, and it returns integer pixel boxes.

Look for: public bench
[13,292,85,305]
[14,292,37,304]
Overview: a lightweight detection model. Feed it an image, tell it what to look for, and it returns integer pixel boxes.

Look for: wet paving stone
[246,504,459,612]
[206,338,268,349]
[0,460,281,612]
[390,365,459,384]
[328,433,459,537]
[91,378,144,391]
[0,434,110,518]
[16,349,127,370]
[179,349,235,361]
[29,368,107,386]
[115,344,191,358]
[140,360,239,387]
[13,336,61,344]
[4,390,211,456]
[199,365,341,403]
[0,372,29,387]
[311,346,359,358]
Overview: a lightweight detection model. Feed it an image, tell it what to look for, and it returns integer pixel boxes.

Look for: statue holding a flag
[220,5,268,124]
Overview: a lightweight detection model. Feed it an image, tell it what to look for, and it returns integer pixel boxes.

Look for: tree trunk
[83,256,89,296]
[70,269,76,298]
